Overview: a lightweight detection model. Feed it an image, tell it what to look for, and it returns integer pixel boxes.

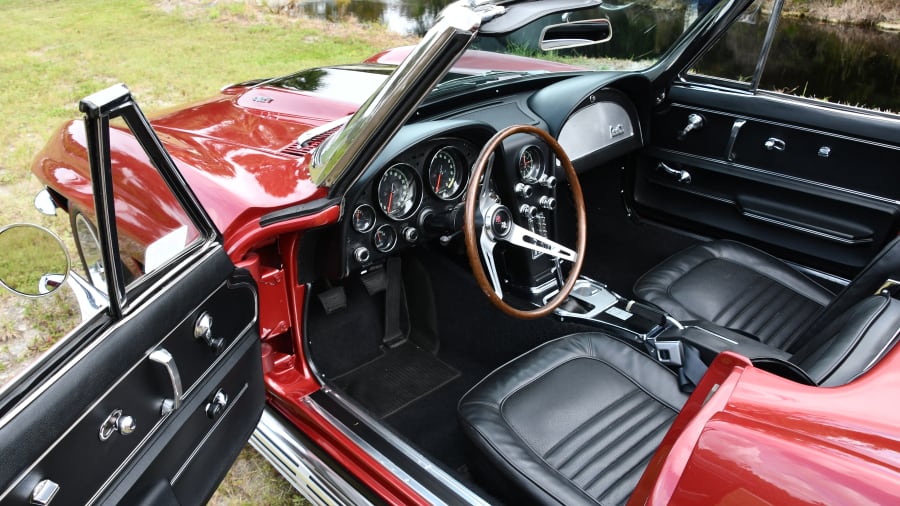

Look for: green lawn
[0,1,415,503]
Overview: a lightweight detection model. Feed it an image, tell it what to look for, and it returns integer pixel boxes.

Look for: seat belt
[677,344,706,393]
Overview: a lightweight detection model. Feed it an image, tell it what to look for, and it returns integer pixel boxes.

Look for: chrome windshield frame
[309,0,505,189]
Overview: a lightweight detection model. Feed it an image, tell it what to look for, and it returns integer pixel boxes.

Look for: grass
[0,0,416,503]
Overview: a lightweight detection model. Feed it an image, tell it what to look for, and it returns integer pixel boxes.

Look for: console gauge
[428,147,467,200]
[377,163,419,220]
[351,204,376,233]
[373,225,397,252]
[518,145,544,183]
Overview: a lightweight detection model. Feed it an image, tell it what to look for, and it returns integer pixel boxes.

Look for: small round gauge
[428,147,467,200]
[351,204,376,233]
[518,145,544,183]
[377,163,419,220]
[373,224,397,252]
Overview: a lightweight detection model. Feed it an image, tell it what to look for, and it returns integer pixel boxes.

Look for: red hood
[146,65,395,239]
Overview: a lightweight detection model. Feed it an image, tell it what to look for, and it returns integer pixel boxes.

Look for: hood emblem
[252,95,274,104]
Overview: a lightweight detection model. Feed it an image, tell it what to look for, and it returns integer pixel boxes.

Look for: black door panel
[0,246,262,505]
[635,84,900,277]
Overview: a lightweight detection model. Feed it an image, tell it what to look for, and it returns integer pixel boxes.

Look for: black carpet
[333,342,460,418]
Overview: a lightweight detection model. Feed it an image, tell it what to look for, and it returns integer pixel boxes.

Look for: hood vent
[280,126,341,158]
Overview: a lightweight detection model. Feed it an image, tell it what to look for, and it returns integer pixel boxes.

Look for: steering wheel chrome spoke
[505,223,576,262]
[477,153,496,216]
[478,227,504,299]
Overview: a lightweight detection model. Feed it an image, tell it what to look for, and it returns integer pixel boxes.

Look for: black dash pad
[333,343,460,418]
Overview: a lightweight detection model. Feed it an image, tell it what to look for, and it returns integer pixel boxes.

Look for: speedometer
[428,147,467,200]
[377,163,420,220]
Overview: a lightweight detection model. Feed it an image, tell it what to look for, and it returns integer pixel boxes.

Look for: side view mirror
[0,224,69,297]
[0,223,107,321]
[540,19,612,51]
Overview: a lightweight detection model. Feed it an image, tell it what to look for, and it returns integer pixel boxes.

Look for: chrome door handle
[657,162,691,184]
[149,348,182,416]
[764,137,785,151]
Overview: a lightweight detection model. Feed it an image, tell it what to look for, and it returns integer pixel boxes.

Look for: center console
[548,277,671,342]
[549,277,789,371]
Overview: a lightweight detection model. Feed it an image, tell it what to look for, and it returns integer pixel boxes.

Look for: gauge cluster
[347,137,480,267]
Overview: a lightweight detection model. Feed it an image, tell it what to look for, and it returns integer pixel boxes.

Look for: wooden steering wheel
[463,125,586,319]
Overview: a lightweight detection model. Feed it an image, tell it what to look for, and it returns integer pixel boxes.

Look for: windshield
[312,0,728,187]
[470,0,725,71]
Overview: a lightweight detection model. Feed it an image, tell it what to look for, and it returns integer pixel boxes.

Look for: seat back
[790,294,900,386]
[788,237,900,351]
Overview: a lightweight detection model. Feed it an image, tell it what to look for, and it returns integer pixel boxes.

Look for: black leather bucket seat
[459,295,900,505]
[633,238,900,351]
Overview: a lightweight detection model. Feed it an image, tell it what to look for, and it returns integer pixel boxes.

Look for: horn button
[488,206,513,239]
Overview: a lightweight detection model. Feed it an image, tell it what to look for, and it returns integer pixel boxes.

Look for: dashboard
[337,77,645,281]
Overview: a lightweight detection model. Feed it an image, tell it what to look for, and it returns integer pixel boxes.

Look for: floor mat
[333,343,460,418]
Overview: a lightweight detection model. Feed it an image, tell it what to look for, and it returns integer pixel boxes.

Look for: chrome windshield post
[311,1,506,190]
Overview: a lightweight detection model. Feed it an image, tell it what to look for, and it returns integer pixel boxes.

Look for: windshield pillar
[311,1,505,189]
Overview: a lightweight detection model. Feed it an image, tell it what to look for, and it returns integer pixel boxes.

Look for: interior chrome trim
[148,348,183,415]
[687,325,739,345]
[667,102,900,152]
[170,383,249,485]
[784,261,850,289]
[648,146,900,206]
[741,210,873,245]
[306,392,492,506]
[726,119,745,160]
[250,408,373,506]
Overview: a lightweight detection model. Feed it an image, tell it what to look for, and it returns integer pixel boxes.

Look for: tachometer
[518,145,544,183]
[428,147,467,200]
[377,163,419,220]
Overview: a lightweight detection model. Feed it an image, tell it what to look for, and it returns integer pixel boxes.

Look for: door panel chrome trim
[667,101,900,150]
[647,147,900,206]
[741,210,874,245]
[0,245,258,502]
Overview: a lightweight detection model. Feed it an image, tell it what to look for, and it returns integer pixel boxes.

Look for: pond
[289,0,899,112]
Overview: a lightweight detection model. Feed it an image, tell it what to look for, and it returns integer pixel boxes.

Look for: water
[289,0,899,112]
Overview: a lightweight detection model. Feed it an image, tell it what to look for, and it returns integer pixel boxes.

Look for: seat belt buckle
[655,340,683,366]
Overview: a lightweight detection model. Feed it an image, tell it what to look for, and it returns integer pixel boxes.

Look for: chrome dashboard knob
[354,247,370,263]
[403,227,419,243]
[514,182,533,198]
[519,204,537,218]
[540,175,557,189]
[539,196,557,211]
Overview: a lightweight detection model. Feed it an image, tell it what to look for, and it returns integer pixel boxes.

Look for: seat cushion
[634,240,834,350]
[458,333,688,506]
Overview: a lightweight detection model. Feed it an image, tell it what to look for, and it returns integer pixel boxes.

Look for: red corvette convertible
[1,0,899,504]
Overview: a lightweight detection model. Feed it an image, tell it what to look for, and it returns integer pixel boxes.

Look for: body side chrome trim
[303,393,492,506]
[250,408,374,506]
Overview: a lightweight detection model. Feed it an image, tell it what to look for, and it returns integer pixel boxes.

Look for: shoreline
[782,0,900,31]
